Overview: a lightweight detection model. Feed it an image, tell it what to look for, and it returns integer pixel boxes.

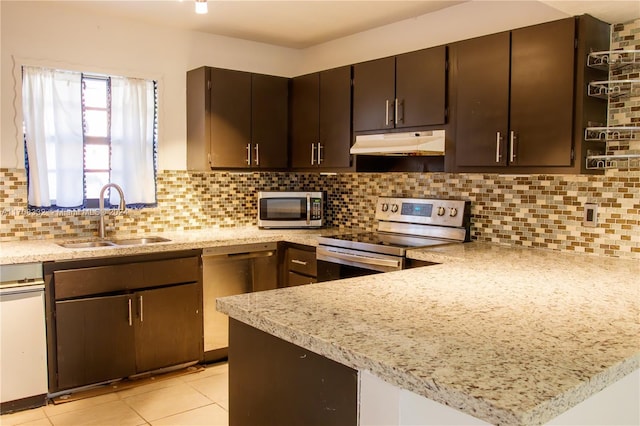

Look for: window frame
[82,74,112,208]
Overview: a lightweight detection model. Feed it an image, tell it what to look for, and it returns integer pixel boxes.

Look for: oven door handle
[317,247,401,269]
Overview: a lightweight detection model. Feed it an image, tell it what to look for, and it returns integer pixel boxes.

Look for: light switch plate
[583,203,598,227]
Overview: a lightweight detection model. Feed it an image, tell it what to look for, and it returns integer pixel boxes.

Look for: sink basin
[111,236,172,246]
[58,240,116,249]
[58,236,171,248]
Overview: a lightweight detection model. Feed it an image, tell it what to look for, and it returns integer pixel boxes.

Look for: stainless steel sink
[111,237,171,246]
[58,240,117,249]
[58,236,171,248]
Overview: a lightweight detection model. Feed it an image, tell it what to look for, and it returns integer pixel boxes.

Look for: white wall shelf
[587,49,640,70]
[585,50,640,170]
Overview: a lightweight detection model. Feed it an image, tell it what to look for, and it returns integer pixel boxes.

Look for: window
[22,66,158,210]
[83,76,112,203]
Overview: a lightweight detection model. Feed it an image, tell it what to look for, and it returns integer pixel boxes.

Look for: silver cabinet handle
[254,144,259,166]
[311,143,316,165]
[496,132,502,163]
[510,131,516,163]
[245,143,251,165]
[317,143,323,165]
[394,98,399,125]
[291,259,308,266]
[385,99,389,125]
[128,298,132,326]
[139,295,144,323]
[207,152,212,167]
[306,193,311,224]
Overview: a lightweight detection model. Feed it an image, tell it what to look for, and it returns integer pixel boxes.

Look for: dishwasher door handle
[203,250,275,262]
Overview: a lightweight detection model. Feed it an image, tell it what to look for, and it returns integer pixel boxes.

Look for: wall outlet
[583,203,598,227]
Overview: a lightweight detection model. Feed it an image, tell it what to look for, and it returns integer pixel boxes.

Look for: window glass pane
[84,79,108,108]
[84,110,108,137]
[48,171,57,202]
[85,172,110,199]
[85,144,110,170]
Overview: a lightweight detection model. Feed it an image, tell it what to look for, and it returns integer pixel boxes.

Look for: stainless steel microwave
[257,191,324,229]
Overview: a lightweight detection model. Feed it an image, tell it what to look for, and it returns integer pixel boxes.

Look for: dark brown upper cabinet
[290,66,352,170]
[450,15,609,173]
[353,46,446,132]
[187,67,288,170]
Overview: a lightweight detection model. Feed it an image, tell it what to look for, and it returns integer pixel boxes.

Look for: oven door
[316,245,404,282]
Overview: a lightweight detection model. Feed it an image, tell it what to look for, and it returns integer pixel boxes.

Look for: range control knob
[437,206,446,216]
[449,207,458,217]
[391,204,399,213]
[381,203,389,212]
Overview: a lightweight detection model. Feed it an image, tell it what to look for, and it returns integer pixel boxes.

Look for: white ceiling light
[195,0,208,15]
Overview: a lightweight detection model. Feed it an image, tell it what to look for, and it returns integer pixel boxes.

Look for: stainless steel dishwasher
[202,242,278,362]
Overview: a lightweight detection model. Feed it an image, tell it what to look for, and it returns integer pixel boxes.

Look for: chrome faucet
[98,183,126,239]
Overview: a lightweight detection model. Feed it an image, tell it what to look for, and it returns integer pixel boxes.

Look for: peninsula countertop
[217,242,640,425]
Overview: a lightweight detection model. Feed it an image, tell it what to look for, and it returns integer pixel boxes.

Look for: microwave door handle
[306,194,311,224]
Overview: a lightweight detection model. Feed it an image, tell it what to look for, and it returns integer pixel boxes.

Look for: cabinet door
[186,67,211,170]
[396,46,446,128]
[290,73,320,168]
[287,271,318,287]
[135,283,202,372]
[56,295,136,390]
[319,66,352,168]
[451,32,510,167]
[510,18,575,167]
[252,74,288,168]
[210,68,251,168]
[353,57,395,132]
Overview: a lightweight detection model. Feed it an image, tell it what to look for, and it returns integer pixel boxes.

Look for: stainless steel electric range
[316,197,471,281]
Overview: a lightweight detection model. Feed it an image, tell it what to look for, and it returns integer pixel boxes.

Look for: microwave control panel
[311,197,322,220]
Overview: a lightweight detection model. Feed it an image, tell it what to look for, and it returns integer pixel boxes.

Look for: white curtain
[22,67,84,207]
[110,77,156,205]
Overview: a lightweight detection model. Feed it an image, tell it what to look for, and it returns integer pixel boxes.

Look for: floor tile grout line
[144,402,225,425]
[119,380,218,424]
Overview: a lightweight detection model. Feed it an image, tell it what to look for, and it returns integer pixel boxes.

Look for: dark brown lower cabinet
[229,319,357,426]
[56,294,136,390]
[282,244,317,287]
[45,250,203,393]
[134,283,201,373]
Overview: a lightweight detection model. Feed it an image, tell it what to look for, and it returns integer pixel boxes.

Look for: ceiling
[60,0,640,49]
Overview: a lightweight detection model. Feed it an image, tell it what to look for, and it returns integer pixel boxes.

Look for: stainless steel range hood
[350,130,445,156]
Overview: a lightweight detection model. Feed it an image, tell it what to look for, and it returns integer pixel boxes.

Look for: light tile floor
[0,362,229,426]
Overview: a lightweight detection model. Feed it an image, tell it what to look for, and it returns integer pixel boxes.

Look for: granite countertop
[0,227,339,265]
[217,242,640,425]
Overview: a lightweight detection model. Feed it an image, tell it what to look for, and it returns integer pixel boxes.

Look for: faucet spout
[98,183,126,239]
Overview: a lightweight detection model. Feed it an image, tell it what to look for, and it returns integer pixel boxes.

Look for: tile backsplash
[1,168,638,259]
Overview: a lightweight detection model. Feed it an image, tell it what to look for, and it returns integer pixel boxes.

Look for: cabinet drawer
[287,271,317,287]
[54,264,144,300]
[139,257,200,290]
[286,247,316,277]
[54,256,200,299]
